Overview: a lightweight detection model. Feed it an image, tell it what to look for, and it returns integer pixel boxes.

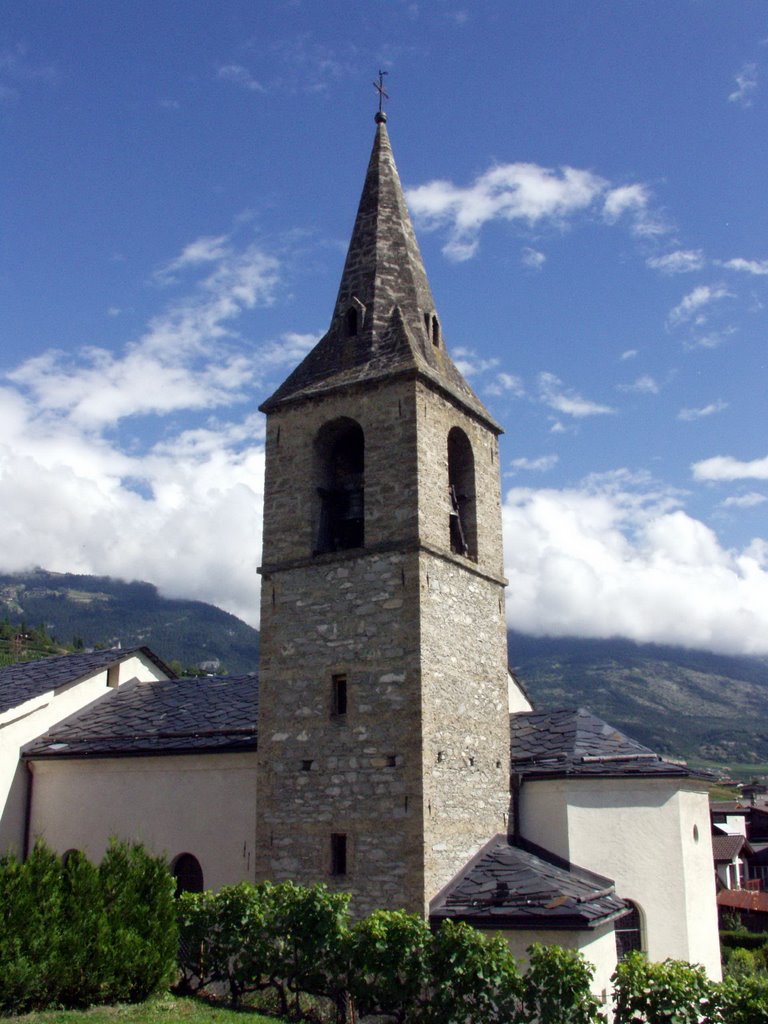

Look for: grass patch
[2,995,285,1024]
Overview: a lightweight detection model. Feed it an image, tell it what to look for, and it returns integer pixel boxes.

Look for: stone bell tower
[255,111,510,916]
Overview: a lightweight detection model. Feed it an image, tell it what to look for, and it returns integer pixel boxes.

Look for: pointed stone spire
[262,114,499,430]
[331,111,436,346]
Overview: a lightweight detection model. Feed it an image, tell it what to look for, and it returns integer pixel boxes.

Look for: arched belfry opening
[447,426,477,560]
[315,417,365,554]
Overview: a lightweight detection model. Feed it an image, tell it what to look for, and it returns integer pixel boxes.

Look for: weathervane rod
[373,69,389,114]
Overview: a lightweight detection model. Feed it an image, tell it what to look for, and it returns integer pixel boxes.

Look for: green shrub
[428,920,524,1024]
[720,928,768,951]
[522,944,604,1024]
[715,974,768,1023]
[0,838,176,1013]
[347,909,431,1022]
[612,952,714,1024]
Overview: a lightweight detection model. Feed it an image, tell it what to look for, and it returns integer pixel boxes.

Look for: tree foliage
[0,839,177,1013]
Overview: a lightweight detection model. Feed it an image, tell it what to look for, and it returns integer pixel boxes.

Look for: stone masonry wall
[256,548,426,915]
[257,374,511,916]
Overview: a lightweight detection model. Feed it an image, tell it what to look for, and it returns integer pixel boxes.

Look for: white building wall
[27,752,257,891]
[502,924,617,1010]
[0,653,167,855]
[519,776,721,979]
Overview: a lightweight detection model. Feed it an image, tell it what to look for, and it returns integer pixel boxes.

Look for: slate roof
[260,116,498,431]
[23,674,258,758]
[0,646,174,716]
[510,708,698,780]
[430,834,628,931]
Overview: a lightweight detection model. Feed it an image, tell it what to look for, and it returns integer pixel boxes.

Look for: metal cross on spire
[373,70,389,115]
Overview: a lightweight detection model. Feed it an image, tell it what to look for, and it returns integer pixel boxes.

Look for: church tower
[255,111,510,915]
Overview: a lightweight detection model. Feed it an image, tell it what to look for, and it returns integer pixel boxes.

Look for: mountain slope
[509,632,768,767]
[0,570,260,675]
[3,570,767,769]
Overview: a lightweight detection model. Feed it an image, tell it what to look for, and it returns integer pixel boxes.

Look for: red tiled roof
[717,889,768,913]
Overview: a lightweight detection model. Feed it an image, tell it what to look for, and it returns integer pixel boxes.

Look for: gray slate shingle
[510,708,695,779]
[430,835,628,930]
[0,647,172,715]
[23,674,258,757]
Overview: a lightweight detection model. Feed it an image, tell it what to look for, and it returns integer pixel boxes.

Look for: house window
[330,833,347,876]
[172,853,204,896]
[315,418,365,554]
[107,664,120,688]
[447,426,477,559]
[331,673,348,718]
[615,902,643,960]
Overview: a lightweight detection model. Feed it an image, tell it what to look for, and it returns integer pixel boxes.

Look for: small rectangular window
[331,673,347,717]
[106,664,120,688]
[331,833,347,876]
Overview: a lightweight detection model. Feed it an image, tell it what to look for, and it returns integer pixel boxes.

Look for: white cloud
[677,400,728,421]
[647,249,705,274]
[538,372,615,417]
[217,64,264,92]
[503,477,768,655]
[721,257,768,276]
[521,247,546,269]
[452,347,499,377]
[0,234,296,625]
[406,161,658,261]
[510,455,559,473]
[692,454,768,481]
[620,349,638,361]
[9,240,280,430]
[485,372,526,398]
[618,375,659,395]
[729,62,758,106]
[721,492,767,509]
[667,284,732,328]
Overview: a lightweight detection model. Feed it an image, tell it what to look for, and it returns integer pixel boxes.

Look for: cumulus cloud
[721,257,768,275]
[0,234,295,625]
[667,283,733,330]
[521,247,546,269]
[677,400,728,421]
[618,375,659,395]
[692,454,768,481]
[217,64,264,92]
[729,62,758,106]
[647,249,705,274]
[502,475,768,655]
[538,372,615,417]
[721,492,767,509]
[406,161,658,261]
[510,455,559,473]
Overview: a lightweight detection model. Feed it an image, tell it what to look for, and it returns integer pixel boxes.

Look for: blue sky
[2,1,767,655]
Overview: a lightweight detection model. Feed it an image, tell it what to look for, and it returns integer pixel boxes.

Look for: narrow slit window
[346,306,358,337]
[431,315,440,347]
[330,833,347,876]
[331,673,348,718]
[107,664,120,688]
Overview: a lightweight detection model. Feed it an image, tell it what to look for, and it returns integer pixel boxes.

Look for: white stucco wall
[502,923,617,1009]
[27,751,257,891]
[0,652,168,855]
[519,776,721,979]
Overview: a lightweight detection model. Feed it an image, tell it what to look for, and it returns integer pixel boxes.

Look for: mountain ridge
[2,569,766,771]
